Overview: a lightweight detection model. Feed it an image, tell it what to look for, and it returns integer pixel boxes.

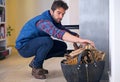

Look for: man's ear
[50,9,53,15]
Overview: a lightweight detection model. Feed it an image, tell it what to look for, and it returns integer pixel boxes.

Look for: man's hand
[79,39,95,48]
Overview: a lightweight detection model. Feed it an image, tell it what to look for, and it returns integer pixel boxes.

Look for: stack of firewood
[64,44,105,65]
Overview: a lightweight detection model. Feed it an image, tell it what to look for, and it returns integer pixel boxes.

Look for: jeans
[17,37,67,68]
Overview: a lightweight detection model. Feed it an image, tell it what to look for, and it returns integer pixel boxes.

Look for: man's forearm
[62,32,81,43]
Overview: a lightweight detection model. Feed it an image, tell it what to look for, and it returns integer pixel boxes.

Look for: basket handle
[77,49,97,67]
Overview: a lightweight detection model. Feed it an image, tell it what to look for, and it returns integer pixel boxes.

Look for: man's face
[50,7,66,23]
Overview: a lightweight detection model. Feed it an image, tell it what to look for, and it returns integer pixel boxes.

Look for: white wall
[69,0,79,25]
[109,0,120,82]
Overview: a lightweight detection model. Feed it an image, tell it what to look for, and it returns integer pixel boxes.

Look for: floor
[0,53,67,82]
[0,49,109,82]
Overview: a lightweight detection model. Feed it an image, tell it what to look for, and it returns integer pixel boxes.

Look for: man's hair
[51,0,68,11]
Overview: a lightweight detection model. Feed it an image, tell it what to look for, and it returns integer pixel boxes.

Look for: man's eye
[57,12,61,14]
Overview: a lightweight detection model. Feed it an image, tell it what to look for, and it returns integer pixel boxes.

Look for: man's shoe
[32,68,46,79]
[29,59,49,74]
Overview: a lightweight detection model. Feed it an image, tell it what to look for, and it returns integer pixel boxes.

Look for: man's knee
[63,42,67,49]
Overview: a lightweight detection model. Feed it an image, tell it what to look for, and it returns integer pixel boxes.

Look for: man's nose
[59,14,63,19]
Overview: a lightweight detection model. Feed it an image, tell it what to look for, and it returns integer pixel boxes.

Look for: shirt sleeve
[36,20,66,39]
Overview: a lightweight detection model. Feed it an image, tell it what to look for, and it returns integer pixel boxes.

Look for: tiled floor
[0,51,109,82]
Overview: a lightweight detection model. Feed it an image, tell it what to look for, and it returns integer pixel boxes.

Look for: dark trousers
[17,37,67,68]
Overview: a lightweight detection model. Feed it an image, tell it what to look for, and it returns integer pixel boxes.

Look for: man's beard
[54,18,61,23]
[52,15,61,23]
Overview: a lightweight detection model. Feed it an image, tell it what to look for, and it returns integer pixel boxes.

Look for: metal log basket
[61,44,105,82]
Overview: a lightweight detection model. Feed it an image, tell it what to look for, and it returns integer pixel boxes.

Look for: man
[15,0,95,79]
